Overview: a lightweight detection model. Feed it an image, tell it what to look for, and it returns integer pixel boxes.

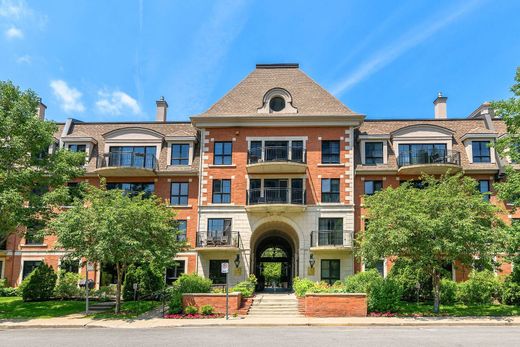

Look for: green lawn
[396,302,520,317]
[0,297,85,319]
[89,301,161,319]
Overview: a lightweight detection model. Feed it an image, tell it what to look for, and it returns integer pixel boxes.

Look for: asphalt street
[1,326,519,347]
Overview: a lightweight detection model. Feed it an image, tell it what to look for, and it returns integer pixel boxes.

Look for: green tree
[49,182,183,313]
[0,81,85,244]
[358,173,506,313]
[492,67,520,273]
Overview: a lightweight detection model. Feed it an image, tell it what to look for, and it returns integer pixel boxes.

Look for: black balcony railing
[247,188,305,205]
[247,146,306,164]
[397,149,461,168]
[196,230,240,248]
[311,230,352,247]
[97,151,158,170]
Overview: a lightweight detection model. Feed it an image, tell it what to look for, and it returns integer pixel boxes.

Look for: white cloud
[50,80,85,113]
[0,0,30,19]
[331,1,482,96]
[96,89,141,116]
[16,54,31,64]
[5,26,23,39]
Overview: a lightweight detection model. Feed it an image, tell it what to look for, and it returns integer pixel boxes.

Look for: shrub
[168,290,183,314]
[0,279,18,297]
[368,278,403,312]
[91,285,116,301]
[19,263,57,301]
[200,304,214,315]
[168,274,212,314]
[293,277,315,297]
[344,270,383,294]
[54,270,80,299]
[439,279,457,305]
[232,275,257,298]
[457,270,502,305]
[502,279,520,305]
[387,259,433,302]
[123,264,164,301]
[184,305,198,315]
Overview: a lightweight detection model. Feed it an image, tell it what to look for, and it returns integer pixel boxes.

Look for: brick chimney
[36,99,47,120]
[433,92,447,119]
[156,96,168,122]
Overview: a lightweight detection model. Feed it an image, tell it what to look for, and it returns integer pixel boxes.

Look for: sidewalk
[1,315,520,329]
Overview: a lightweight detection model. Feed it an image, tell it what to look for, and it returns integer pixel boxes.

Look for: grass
[396,302,520,317]
[89,301,161,319]
[0,297,85,319]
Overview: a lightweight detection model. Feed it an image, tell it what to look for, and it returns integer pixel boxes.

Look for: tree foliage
[49,182,183,313]
[358,173,506,312]
[0,81,85,243]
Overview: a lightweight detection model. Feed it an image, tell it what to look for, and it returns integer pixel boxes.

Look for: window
[479,180,491,201]
[170,182,189,205]
[60,258,79,274]
[212,179,231,204]
[0,238,6,250]
[106,182,155,197]
[177,220,187,241]
[364,180,383,195]
[472,141,491,163]
[25,220,44,245]
[365,260,384,276]
[22,261,42,280]
[318,218,343,246]
[68,144,86,153]
[365,142,384,164]
[321,259,340,285]
[321,178,340,203]
[398,143,446,166]
[214,142,232,165]
[108,146,157,169]
[322,140,340,164]
[269,96,285,112]
[0,260,3,278]
[207,219,231,239]
[166,260,185,285]
[171,144,190,165]
[209,259,228,285]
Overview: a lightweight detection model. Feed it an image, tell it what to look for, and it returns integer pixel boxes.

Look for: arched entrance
[250,221,299,292]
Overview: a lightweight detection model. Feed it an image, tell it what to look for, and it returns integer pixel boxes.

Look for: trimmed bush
[201,304,215,315]
[54,270,80,299]
[293,277,315,297]
[184,305,198,315]
[0,279,18,297]
[368,278,403,312]
[232,275,257,297]
[457,270,502,305]
[91,285,116,301]
[439,279,457,305]
[19,263,57,301]
[168,274,212,314]
[123,264,163,301]
[387,259,433,302]
[344,270,383,294]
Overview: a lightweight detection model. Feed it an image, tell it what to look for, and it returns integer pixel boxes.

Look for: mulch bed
[163,313,225,319]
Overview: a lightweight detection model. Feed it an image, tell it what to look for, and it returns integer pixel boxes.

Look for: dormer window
[269,97,285,112]
[68,144,86,153]
[472,141,491,163]
[171,144,190,165]
[257,88,297,114]
[365,142,384,165]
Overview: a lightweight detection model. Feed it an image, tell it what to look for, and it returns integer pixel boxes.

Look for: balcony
[310,230,354,251]
[195,230,240,252]
[245,188,306,213]
[397,149,461,175]
[246,146,307,174]
[96,152,158,176]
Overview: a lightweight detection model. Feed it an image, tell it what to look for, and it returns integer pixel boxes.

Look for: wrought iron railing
[247,188,305,205]
[310,230,353,247]
[247,146,306,164]
[97,151,158,170]
[397,149,461,167]
[196,230,240,248]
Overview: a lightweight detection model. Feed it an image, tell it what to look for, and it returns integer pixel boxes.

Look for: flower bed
[164,313,224,319]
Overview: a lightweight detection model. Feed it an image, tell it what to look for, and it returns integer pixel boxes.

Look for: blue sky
[1,0,519,122]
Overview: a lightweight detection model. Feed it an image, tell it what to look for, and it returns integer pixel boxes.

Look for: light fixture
[309,254,315,268]
[234,254,240,268]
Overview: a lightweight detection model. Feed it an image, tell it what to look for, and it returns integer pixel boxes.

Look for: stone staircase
[247,293,302,318]
[87,301,116,312]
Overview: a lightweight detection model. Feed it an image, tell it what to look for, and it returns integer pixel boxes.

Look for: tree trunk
[115,262,121,314]
[432,269,441,314]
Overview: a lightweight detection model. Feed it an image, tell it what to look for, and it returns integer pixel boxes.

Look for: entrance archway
[250,221,299,292]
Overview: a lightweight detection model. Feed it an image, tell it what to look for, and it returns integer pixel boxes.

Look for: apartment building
[0,64,516,288]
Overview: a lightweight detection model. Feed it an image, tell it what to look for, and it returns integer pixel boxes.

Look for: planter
[182,292,242,315]
[302,293,367,317]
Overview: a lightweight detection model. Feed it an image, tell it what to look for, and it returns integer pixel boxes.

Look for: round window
[269,96,285,112]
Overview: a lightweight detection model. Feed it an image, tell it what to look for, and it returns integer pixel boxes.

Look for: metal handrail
[247,146,306,164]
[247,188,305,205]
[97,151,158,170]
[397,149,461,167]
[196,230,240,248]
[310,230,353,247]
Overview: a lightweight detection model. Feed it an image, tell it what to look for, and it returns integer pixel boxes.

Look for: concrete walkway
[1,315,520,329]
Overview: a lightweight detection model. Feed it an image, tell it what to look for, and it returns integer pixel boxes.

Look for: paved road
[0,326,519,347]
